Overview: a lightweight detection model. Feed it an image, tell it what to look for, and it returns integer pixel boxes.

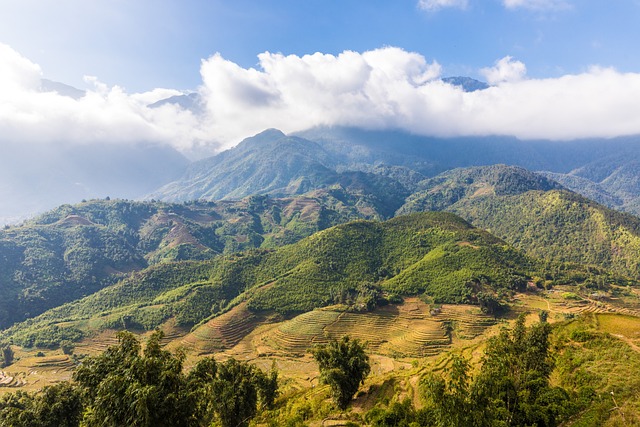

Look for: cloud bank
[2,42,640,156]
[480,56,527,84]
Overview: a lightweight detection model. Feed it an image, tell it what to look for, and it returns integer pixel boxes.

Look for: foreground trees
[365,314,576,427]
[311,336,371,410]
[422,314,572,426]
[0,382,83,427]
[0,331,278,427]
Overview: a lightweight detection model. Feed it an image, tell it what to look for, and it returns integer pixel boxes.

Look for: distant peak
[255,128,286,138]
[39,79,86,100]
[441,76,489,92]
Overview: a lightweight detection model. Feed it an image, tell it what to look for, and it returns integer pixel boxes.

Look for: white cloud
[503,0,571,10]
[480,56,527,85]
[198,49,640,143]
[2,42,640,158]
[0,43,198,152]
[418,0,468,11]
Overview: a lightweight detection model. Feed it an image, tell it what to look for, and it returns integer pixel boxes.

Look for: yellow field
[4,285,640,404]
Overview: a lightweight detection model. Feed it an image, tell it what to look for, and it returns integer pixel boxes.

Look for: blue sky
[1,0,640,91]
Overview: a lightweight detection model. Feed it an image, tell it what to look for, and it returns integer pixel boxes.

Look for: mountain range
[4,81,640,426]
[148,127,640,219]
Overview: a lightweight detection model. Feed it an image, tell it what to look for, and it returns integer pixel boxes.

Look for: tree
[473,314,568,426]
[0,383,83,427]
[421,315,574,426]
[311,336,371,410]
[421,355,479,426]
[1,345,14,367]
[210,358,277,427]
[60,340,74,356]
[73,330,198,427]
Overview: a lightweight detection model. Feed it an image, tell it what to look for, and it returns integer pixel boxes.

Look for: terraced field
[3,287,640,397]
[173,302,269,355]
[2,351,76,393]
[226,299,498,359]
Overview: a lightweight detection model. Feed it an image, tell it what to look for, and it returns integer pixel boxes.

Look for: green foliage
[0,383,83,427]
[554,315,640,425]
[399,165,640,278]
[73,330,198,427]
[421,316,576,426]
[209,358,278,427]
[1,345,14,367]
[248,212,533,314]
[451,190,640,278]
[365,398,426,427]
[70,330,278,427]
[421,355,479,426]
[0,192,391,331]
[60,340,74,355]
[400,164,562,214]
[12,325,84,349]
[3,212,540,346]
[311,336,371,410]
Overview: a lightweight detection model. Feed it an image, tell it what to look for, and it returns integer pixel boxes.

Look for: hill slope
[0,191,398,330]
[1,212,537,348]
[399,165,640,277]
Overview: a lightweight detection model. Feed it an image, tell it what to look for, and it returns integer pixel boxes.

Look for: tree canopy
[311,335,371,410]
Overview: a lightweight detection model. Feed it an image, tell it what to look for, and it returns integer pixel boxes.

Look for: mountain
[147,92,204,114]
[537,171,624,208]
[441,76,489,92]
[538,155,640,216]
[0,189,407,330]
[148,129,336,201]
[8,162,640,331]
[400,164,563,212]
[147,129,410,214]
[399,165,640,277]
[1,212,539,348]
[39,79,86,100]
[152,127,640,210]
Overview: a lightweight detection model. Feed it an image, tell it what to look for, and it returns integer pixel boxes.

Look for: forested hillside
[2,212,547,348]
[0,192,391,329]
[399,165,640,277]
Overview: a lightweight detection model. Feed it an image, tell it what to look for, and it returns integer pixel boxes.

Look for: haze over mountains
[147,126,640,217]
[4,70,640,225]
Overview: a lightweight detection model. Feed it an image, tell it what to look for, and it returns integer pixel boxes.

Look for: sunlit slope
[399,165,640,277]
[1,212,535,348]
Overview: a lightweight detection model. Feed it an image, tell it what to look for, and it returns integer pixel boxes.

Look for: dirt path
[611,334,640,353]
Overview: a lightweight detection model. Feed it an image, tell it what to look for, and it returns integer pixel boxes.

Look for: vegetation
[0,382,83,427]
[3,210,620,350]
[0,187,399,331]
[0,330,278,427]
[364,316,578,427]
[399,165,640,277]
[4,163,640,337]
[311,336,371,409]
[1,345,14,368]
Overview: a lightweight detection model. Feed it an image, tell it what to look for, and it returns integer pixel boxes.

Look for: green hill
[0,192,398,330]
[399,165,640,277]
[1,212,541,348]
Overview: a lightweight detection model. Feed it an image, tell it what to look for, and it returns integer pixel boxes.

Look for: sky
[1,0,640,156]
